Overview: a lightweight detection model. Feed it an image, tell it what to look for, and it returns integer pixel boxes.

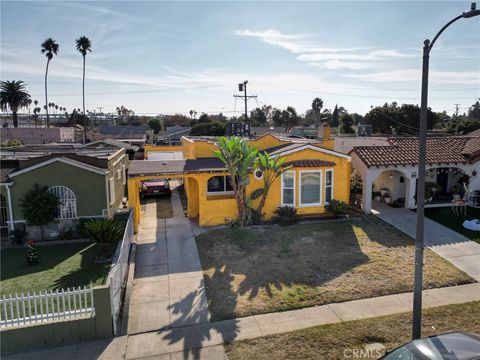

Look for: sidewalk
[124,282,480,359]
[5,277,479,359]
[372,201,480,281]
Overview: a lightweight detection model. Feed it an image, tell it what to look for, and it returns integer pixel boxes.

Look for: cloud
[236,28,415,72]
[343,69,479,85]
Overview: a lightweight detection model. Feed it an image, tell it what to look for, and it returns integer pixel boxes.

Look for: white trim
[274,144,351,160]
[8,157,106,178]
[106,148,127,161]
[105,174,110,211]
[48,185,78,219]
[281,170,296,207]
[325,168,334,205]
[5,183,14,231]
[112,153,125,167]
[299,170,322,207]
[109,177,115,205]
[122,164,126,185]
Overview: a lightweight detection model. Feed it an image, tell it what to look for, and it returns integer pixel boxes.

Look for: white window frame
[207,175,234,196]
[281,170,296,206]
[299,170,322,208]
[109,177,115,205]
[325,169,334,205]
[48,185,78,219]
[116,168,122,180]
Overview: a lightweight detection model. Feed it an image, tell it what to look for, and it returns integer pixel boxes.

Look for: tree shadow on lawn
[0,243,94,282]
[197,221,371,320]
[197,218,475,321]
[52,243,111,290]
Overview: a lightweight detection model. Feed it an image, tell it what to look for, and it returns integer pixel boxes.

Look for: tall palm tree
[75,36,92,144]
[0,80,31,127]
[311,97,324,128]
[41,38,59,128]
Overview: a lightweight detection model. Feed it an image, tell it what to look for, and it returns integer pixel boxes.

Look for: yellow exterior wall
[128,136,350,231]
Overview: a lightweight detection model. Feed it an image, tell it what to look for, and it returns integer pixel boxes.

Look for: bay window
[281,171,295,206]
[300,171,322,207]
[325,169,333,204]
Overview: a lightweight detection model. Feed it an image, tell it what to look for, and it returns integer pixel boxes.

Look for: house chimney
[317,123,331,140]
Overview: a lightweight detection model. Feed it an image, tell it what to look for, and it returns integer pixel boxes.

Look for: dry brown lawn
[225,301,480,360]
[196,217,475,321]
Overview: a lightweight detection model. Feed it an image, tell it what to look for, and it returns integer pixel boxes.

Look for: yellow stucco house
[128,132,351,229]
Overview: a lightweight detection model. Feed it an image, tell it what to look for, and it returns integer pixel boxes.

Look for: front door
[437,170,449,194]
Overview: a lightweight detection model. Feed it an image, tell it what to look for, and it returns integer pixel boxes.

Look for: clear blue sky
[1,1,479,117]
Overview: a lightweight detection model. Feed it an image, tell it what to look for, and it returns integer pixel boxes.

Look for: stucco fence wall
[0,285,113,354]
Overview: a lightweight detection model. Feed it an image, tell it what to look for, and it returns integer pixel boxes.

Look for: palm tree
[41,38,59,128]
[311,97,324,128]
[0,80,31,127]
[75,36,92,144]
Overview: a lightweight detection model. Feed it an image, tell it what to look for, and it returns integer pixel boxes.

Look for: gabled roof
[8,157,107,178]
[352,136,480,167]
[83,139,139,152]
[266,143,351,159]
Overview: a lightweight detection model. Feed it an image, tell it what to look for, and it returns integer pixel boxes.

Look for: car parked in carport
[140,179,172,198]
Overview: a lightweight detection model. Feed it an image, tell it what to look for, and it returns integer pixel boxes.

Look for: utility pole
[412,2,479,341]
[233,80,257,123]
[454,104,460,118]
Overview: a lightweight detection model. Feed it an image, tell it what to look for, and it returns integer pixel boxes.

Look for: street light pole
[412,2,480,340]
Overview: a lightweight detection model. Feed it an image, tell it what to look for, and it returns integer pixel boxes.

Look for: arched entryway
[371,169,411,208]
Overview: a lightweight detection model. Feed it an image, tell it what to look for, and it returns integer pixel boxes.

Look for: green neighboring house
[0,145,129,240]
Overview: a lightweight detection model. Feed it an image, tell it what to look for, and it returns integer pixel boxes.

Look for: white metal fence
[107,210,133,335]
[0,286,94,328]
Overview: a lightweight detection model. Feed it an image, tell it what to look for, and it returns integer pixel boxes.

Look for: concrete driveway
[373,201,480,281]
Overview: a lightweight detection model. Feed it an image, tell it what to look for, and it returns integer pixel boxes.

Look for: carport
[128,159,229,231]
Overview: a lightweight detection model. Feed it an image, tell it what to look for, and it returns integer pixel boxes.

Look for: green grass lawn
[425,206,480,244]
[225,301,480,360]
[1,242,111,296]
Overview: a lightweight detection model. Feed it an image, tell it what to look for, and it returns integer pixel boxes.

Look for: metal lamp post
[413,2,480,340]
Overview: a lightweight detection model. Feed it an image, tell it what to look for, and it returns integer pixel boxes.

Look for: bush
[83,218,124,260]
[326,199,349,218]
[274,206,297,226]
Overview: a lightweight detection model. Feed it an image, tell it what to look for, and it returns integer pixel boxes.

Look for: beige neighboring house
[334,135,391,154]
[0,127,76,145]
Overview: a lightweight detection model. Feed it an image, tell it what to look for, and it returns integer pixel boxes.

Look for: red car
[140,179,172,198]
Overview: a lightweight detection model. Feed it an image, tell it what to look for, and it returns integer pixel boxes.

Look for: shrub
[326,199,350,218]
[83,218,124,260]
[274,206,297,226]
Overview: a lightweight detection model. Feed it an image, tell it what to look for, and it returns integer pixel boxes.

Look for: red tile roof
[353,136,480,167]
[283,159,336,168]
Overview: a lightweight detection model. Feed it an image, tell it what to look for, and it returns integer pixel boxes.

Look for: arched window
[48,186,77,219]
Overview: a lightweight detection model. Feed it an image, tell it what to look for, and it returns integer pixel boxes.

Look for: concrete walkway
[126,189,226,359]
[372,201,480,281]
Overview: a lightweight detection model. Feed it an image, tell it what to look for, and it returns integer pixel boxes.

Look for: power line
[233,80,257,123]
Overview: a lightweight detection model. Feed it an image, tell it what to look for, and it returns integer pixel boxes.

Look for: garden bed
[196,217,474,320]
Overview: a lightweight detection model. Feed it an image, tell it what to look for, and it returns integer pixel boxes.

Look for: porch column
[405,177,417,209]
[6,184,14,231]
[362,171,374,214]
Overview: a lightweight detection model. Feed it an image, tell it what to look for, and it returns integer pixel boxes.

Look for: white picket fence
[0,286,94,328]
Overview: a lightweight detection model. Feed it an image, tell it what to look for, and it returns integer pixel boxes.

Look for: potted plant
[380,188,388,196]
[384,196,392,204]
